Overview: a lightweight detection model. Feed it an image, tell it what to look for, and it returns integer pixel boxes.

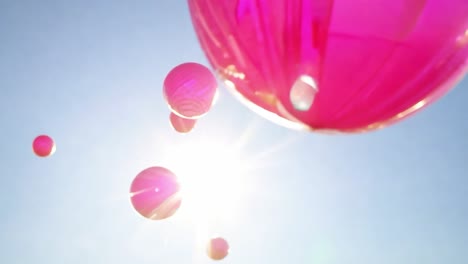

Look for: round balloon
[164,62,218,119]
[206,237,229,261]
[188,0,468,133]
[130,167,181,220]
[32,135,55,157]
[169,112,197,133]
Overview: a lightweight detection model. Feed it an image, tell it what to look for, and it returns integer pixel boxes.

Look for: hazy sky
[0,1,467,264]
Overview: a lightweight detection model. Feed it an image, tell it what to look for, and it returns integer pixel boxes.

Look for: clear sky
[1,1,467,264]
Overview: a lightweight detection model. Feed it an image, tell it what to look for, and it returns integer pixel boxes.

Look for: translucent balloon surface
[169,112,197,133]
[32,135,55,157]
[206,237,229,260]
[164,62,218,119]
[188,0,468,132]
[130,167,181,220]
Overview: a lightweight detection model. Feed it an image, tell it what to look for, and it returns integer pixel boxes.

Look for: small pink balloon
[32,135,55,157]
[163,62,218,119]
[130,167,181,220]
[169,112,197,133]
[207,237,229,261]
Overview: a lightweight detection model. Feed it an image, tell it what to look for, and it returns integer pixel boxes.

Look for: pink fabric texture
[189,0,468,132]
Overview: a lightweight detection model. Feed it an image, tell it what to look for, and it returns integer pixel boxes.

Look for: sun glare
[160,139,251,227]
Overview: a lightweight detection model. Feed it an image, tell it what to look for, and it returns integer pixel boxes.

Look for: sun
[160,138,252,228]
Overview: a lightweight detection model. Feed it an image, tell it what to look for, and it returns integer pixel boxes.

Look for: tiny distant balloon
[169,112,197,133]
[130,167,181,220]
[207,237,229,261]
[32,135,55,157]
[163,62,218,119]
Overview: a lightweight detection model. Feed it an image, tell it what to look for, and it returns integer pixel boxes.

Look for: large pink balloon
[206,237,229,261]
[188,0,468,133]
[130,167,181,220]
[32,135,55,157]
[164,62,218,119]
[169,112,197,133]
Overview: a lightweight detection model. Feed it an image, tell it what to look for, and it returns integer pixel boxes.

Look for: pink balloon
[32,135,55,157]
[188,0,468,133]
[206,237,229,261]
[169,112,197,133]
[164,62,218,119]
[130,167,181,220]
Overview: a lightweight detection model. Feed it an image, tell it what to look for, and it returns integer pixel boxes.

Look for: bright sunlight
[160,138,251,228]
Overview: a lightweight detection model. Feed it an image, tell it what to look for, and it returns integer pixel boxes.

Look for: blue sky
[0,1,467,264]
